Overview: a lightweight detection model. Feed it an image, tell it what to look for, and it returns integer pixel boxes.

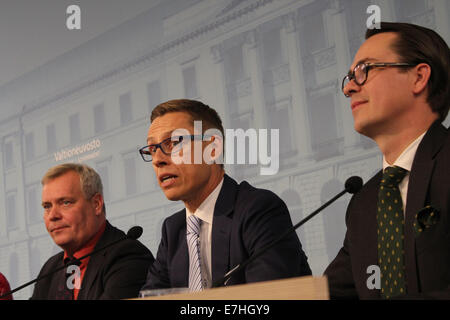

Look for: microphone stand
[0,226,142,299]
[213,176,363,288]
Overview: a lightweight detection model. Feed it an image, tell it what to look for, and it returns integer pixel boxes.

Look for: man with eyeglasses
[325,22,450,299]
[139,99,311,292]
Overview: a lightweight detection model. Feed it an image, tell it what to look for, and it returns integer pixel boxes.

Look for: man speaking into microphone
[31,163,154,299]
[140,99,311,292]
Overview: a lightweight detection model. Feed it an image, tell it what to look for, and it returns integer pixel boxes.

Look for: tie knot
[64,256,81,267]
[187,215,201,235]
[381,166,408,187]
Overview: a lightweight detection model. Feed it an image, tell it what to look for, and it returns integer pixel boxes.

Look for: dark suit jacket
[141,174,311,290]
[325,121,450,299]
[31,221,154,300]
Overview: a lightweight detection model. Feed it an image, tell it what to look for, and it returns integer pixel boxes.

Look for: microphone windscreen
[127,226,143,240]
[345,176,363,194]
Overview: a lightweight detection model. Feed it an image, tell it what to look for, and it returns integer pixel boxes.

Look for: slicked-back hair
[366,22,450,121]
[151,99,224,136]
[151,99,225,168]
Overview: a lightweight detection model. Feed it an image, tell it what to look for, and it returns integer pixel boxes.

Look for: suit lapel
[77,222,113,299]
[357,173,381,298]
[403,121,447,294]
[171,211,189,287]
[211,175,236,285]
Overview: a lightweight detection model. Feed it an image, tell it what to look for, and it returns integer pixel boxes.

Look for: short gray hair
[41,163,103,199]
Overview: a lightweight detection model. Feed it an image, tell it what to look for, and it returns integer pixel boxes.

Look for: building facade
[0,0,449,299]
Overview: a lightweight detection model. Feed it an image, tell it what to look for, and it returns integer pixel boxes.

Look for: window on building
[308,93,342,161]
[225,44,245,83]
[119,92,133,125]
[123,155,137,196]
[6,193,17,230]
[321,179,348,261]
[8,253,18,289]
[299,12,326,54]
[69,113,81,145]
[25,132,35,161]
[96,161,110,203]
[147,80,161,112]
[27,185,40,224]
[3,141,14,169]
[46,123,57,153]
[269,104,294,156]
[345,0,370,58]
[262,27,283,69]
[182,65,198,99]
[94,104,106,134]
[395,0,427,20]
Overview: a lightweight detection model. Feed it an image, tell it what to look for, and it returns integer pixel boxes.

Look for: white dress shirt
[185,177,224,288]
[382,131,426,216]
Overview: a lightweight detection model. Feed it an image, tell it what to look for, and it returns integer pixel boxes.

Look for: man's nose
[152,147,169,168]
[343,78,360,97]
[46,206,62,221]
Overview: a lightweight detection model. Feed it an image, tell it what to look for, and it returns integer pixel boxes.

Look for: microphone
[0,225,143,299]
[127,226,143,240]
[212,176,363,288]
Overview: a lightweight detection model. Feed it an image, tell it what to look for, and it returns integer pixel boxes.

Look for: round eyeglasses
[341,62,416,97]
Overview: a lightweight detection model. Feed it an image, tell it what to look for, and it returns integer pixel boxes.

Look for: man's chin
[163,190,182,202]
[51,234,71,249]
[353,118,370,136]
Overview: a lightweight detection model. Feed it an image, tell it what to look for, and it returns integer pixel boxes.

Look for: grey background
[0,0,449,299]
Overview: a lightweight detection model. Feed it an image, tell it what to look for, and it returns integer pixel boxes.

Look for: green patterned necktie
[377,165,408,299]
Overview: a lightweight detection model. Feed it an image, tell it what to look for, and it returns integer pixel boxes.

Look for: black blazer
[141,174,311,290]
[31,221,154,299]
[325,121,450,299]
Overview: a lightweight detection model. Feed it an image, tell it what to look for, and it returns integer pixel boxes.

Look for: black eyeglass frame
[139,134,209,162]
[341,62,416,97]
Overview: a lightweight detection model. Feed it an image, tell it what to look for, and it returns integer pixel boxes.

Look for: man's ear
[91,193,104,216]
[412,63,431,95]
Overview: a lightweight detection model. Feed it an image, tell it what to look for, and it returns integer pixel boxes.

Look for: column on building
[165,52,185,99]
[210,43,233,175]
[281,11,312,160]
[17,118,29,236]
[0,135,6,238]
[243,29,267,130]
[327,0,361,153]
[210,43,230,130]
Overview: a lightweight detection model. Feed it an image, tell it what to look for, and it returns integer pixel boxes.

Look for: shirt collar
[63,221,106,265]
[186,177,224,224]
[382,131,426,172]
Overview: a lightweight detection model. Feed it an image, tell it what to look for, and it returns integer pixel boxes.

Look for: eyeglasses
[139,135,207,162]
[341,62,416,97]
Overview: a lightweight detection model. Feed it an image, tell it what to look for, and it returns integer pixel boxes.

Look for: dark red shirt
[0,272,12,300]
[63,222,106,300]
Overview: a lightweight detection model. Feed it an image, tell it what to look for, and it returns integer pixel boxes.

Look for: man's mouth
[351,100,367,111]
[51,226,69,233]
[159,174,178,187]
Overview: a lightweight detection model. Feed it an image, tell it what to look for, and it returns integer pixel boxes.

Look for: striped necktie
[187,215,203,291]
[377,165,408,299]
